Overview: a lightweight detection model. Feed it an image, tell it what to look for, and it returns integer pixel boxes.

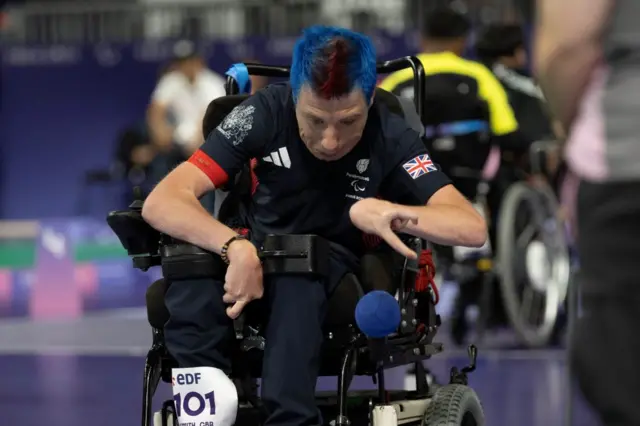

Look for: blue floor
[0,351,600,426]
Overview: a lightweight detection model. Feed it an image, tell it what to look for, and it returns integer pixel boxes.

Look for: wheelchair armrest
[107,209,161,257]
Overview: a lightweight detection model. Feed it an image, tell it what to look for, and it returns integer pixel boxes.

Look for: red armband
[188,150,229,187]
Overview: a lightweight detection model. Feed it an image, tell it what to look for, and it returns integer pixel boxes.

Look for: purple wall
[0,35,415,219]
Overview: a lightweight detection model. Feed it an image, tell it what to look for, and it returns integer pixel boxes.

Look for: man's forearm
[142,188,237,255]
[401,204,487,248]
[147,107,175,149]
[535,43,602,130]
[534,0,611,130]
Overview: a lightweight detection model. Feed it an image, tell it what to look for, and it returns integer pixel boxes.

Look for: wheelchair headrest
[202,95,250,139]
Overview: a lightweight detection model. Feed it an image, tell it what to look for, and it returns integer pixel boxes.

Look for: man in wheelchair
[138,26,486,426]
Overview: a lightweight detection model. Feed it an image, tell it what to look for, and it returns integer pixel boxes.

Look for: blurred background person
[380,5,525,345]
[475,24,555,144]
[147,40,226,178]
[536,0,640,425]
[475,23,566,207]
[109,61,180,204]
[146,40,226,211]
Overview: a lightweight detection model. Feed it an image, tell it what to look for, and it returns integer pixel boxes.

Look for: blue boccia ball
[355,290,401,338]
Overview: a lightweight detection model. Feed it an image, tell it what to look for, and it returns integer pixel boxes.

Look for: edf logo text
[172,373,201,386]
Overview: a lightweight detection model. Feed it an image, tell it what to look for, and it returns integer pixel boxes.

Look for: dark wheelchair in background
[431,133,570,348]
[493,139,571,347]
[106,57,485,426]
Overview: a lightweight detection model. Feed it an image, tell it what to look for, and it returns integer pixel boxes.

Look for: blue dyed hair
[290,25,377,103]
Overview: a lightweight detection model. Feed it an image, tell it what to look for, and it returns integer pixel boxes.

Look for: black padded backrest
[375,88,404,116]
[375,88,424,136]
[202,95,250,139]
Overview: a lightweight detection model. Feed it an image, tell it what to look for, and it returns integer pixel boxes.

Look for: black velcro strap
[161,243,226,281]
[261,234,330,277]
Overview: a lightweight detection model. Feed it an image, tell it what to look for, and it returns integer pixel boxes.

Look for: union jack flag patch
[402,154,437,179]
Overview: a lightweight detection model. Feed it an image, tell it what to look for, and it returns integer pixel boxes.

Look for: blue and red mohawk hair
[290,25,377,102]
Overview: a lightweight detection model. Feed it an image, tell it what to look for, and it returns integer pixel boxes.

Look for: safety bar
[224,55,426,116]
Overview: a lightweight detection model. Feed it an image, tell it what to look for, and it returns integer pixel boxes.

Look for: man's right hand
[222,239,264,319]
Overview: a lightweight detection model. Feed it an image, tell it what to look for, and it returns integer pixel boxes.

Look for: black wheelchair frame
[107,56,479,426]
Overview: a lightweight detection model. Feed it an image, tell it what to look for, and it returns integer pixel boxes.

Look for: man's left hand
[349,198,418,259]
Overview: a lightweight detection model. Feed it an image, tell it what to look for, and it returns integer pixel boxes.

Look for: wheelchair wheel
[153,409,176,426]
[497,180,571,347]
[422,384,484,426]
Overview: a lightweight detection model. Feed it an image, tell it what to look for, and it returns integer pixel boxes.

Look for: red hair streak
[315,38,351,99]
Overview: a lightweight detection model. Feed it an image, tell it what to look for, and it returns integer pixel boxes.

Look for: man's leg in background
[571,180,640,426]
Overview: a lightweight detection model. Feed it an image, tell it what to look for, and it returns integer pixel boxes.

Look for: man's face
[178,57,204,81]
[497,47,528,71]
[295,86,370,161]
[514,46,528,69]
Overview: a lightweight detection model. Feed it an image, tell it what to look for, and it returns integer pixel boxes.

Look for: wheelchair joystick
[449,344,478,386]
[130,186,144,210]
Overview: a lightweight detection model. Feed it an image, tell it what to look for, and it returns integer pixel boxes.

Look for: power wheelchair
[106,57,484,426]
[432,135,570,347]
[416,84,570,347]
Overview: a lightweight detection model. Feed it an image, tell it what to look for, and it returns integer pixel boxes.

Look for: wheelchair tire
[497,181,571,348]
[422,384,484,426]
[153,409,176,426]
